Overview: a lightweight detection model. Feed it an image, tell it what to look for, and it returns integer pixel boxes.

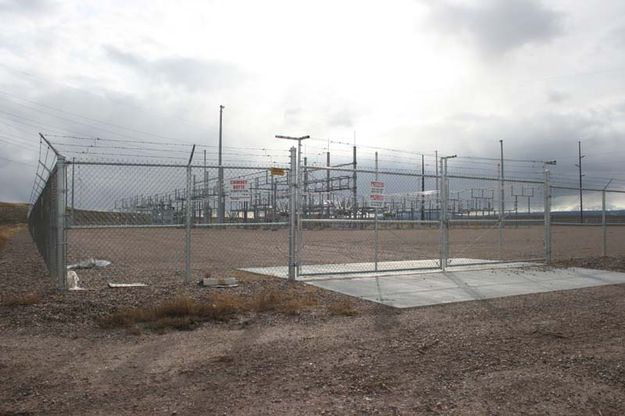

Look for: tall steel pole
[217,105,225,223]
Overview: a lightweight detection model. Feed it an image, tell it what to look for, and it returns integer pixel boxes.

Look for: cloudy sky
[1,0,625,204]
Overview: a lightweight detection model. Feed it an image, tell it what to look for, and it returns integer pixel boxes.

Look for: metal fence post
[185,165,192,281]
[56,156,67,290]
[544,169,552,264]
[498,164,504,261]
[374,153,380,272]
[288,147,297,280]
[439,158,448,271]
[602,189,607,257]
[218,166,224,223]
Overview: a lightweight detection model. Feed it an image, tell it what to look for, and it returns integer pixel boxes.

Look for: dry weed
[327,299,358,316]
[251,288,318,315]
[100,288,321,332]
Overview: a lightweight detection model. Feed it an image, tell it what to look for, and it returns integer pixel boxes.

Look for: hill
[0,202,28,225]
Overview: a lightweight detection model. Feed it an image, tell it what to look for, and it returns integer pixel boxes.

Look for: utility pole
[217,105,225,223]
[576,141,585,223]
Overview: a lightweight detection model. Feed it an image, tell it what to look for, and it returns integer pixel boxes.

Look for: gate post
[543,169,552,264]
[439,158,448,271]
[374,152,379,272]
[55,156,67,290]
[602,189,607,257]
[185,165,192,281]
[288,147,297,281]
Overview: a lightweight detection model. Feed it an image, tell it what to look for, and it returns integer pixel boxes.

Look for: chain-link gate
[290,152,554,278]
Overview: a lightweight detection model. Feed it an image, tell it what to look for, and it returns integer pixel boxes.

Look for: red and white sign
[229,179,250,201]
[369,180,385,208]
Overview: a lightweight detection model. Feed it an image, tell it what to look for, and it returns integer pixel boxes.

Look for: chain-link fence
[550,185,625,260]
[28,152,66,289]
[62,161,291,286]
[26,137,625,289]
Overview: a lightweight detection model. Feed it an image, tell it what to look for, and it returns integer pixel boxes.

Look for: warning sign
[270,167,285,176]
[229,179,250,201]
[369,180,385,208]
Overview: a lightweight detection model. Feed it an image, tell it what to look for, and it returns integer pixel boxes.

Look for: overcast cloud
[1,0,625,205]
[427,0,563,56]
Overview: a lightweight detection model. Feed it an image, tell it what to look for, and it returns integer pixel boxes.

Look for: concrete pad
[240,259,625,308]
[306,267,625,308]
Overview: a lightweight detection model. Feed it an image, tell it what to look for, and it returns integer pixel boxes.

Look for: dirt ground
[3,229,625,415]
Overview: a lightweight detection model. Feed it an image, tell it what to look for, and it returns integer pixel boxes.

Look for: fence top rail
[304,165,546,184]
[64,160,624,192]
[551,185,625,194]
[551,222,607,226]
[68,222,290,230]
[69,160,291,171]
[301,218,440,224]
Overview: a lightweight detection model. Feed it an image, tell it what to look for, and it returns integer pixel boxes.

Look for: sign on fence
[369,180,385,208]
[270,167,285,176]
[229,179,250,201]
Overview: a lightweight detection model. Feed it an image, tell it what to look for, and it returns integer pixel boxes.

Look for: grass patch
[100,288,320,332]
[327,299,358,316]
[2,292,41,306]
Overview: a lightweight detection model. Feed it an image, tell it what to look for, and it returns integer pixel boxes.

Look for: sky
[1,0,625,206]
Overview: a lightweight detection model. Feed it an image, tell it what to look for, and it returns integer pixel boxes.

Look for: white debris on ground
[107,283,148,288]
[66,271,85,290]
[67,258,112,270]
[200,277,239,288]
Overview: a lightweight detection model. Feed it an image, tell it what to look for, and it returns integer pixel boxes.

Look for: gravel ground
[2,229,625,415]
[65,224,625,281]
